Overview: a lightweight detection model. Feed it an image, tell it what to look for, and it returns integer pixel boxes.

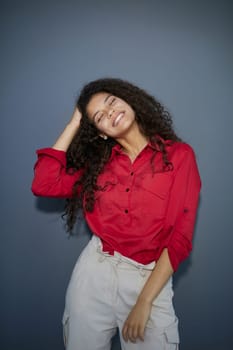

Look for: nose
[108,109,114,119]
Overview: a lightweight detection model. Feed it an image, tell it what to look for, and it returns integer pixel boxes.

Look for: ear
[99,134,108,140]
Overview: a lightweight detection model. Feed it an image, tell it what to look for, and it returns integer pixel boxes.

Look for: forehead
[86,92,110,115]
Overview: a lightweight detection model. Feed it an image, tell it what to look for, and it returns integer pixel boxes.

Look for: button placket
[123,169,136,217]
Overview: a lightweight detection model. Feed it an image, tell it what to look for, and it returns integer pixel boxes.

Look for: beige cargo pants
[62,235,179,350]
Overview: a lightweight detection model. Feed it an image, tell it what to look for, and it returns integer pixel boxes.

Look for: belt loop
[139,266,146,277]
[115,255,122,266]
[96,245,101,254]
[98,255,106,263]
[96,244,106,262]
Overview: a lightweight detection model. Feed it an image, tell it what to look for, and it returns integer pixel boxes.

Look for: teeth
[113,112,124,126]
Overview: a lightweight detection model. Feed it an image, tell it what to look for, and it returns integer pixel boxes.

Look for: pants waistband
[90,235,156,274]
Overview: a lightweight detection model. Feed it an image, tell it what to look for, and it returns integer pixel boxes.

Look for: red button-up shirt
[31,141,201,271]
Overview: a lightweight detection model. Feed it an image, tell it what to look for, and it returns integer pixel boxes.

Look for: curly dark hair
[64,77,181,232]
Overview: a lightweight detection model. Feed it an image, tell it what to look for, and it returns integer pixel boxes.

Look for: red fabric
[31,141,201,271]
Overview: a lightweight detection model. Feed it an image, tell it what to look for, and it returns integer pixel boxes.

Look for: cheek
[124,104,135,117]
[95,120,109,133]
[100,121,111,132]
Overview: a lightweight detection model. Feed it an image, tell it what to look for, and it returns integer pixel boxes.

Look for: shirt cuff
[167,239,192,272]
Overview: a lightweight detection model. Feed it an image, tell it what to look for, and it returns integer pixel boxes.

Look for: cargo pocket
[164,319,180,349]
[62,312,69,348]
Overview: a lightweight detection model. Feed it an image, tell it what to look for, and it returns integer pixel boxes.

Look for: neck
[116,126,149,162]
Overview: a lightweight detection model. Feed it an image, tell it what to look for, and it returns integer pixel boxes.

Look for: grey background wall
[1,0,233,349]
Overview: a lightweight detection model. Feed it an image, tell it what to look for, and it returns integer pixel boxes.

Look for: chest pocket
[137,172,173,219]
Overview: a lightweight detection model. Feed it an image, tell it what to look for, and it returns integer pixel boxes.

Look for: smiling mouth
[112,112,125,127]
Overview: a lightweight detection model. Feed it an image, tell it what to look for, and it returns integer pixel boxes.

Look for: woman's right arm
[31,108,83,198]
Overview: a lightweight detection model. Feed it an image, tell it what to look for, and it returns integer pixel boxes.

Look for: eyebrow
[92,94,112,122]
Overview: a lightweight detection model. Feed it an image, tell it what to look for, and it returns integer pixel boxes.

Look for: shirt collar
[110,135,167,160]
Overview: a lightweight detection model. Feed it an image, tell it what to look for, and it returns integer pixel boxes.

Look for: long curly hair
[64,77,181,232]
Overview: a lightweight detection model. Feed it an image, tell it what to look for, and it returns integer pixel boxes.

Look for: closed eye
[109,97,116,106]
[96,113,104,123]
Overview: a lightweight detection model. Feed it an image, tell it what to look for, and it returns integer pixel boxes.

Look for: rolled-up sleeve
[31,148,81,198]
[165,144,201,271]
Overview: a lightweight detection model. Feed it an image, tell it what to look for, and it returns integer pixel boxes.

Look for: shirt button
[125,188,130,192]
[125,209,129,214]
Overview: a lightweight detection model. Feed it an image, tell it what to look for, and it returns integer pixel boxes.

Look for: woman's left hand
[122,298,152,343]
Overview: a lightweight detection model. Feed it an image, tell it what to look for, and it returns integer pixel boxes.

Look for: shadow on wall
[35,197,66,214]
[35,196,91,237]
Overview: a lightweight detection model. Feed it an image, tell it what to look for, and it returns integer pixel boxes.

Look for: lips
[112,112,125,127]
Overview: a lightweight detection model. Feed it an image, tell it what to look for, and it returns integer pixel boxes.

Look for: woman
[31,78,201,350]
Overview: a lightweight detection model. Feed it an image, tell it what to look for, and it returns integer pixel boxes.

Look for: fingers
[69,107,82,127]
[122,322,145,343]
[138,326,145,341]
